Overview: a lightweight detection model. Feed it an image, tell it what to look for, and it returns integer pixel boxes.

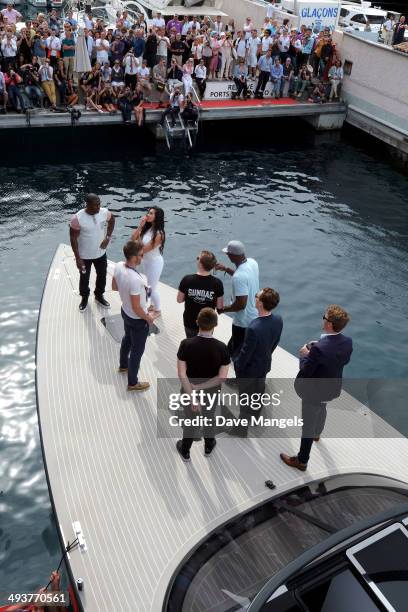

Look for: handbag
[156,81,165,92]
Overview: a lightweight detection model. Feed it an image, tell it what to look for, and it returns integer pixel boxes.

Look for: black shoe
[95,295,110,308]
[79,296,88,312]
[176,440,191,463]
[204,439,216,457]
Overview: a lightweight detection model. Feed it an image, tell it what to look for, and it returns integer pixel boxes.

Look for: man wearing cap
[1,3,22,25]
[216,241,259,375]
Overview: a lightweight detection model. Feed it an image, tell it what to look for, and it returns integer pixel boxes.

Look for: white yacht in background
[27,0,47,9]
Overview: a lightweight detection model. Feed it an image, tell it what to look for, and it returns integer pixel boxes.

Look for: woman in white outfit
[131,206,165,315]
[219,33,234,80]
[182,58,194,97]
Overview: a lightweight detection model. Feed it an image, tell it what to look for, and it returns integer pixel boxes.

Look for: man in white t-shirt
[216,240,259,378]
[70,193,115,312]
[248,30,261,79]
[112,240,154,391]
[152,12,165,29]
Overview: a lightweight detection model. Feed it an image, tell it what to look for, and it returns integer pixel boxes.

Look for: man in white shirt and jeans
[112,240,154,391]
[70,193,115,312]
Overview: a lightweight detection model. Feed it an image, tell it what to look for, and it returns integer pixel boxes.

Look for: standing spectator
[255,49,272,99]
[152,12,165,29]
[111,34,125,64]
[243,17,254,40]
[137,59,152,100]
[209,33,221,79]
[382,15,395,46]
[1,3,21,26]
[328,59,343,101]
[123,49,138,89]
[144,30,158,69]
[182,57,194,96]
[393,15,407,45]
[54,58,67,105]
[46,31,61,69]
[131,206,165,316]
[170,32,185,66]
[235,31,248,63]
[219,32,233,80]
[32,33,47,65]
[176,308,230,462]
[69,193,115,312]
[194,58,207,98]
[278,27,290,63]
[178,251,224,338]
[270,56,283,98]
[38,59,57,109]
[1,31,17,69]
[216,240,259,374]
[62,28,75,80]
[280,305,352,471]
[213,15,224,34]
[112,240,153,392]
[18,27,32,64]
[0,68,8,113]
[133,28,145,63]
[95,31,109,66]
[248,30,261,80]
[156,28,170,65]
[167,14,181,36]
[152,56,167,107]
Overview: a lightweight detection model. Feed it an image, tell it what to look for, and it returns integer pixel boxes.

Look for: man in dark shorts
[177,250,224,337]
[176,308,230,462]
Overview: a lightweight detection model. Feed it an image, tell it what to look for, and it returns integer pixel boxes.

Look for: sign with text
[204,80,275,100]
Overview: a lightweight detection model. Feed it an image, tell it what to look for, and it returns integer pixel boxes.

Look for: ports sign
[204,80,275,100]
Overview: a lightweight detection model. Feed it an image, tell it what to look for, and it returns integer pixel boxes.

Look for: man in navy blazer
[233,288,283,435]
[280,304,352,471]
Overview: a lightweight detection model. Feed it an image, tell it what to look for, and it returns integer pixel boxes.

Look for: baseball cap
[222,240,245,256]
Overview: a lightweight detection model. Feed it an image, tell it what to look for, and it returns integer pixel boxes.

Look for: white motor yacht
[36,244,408,611]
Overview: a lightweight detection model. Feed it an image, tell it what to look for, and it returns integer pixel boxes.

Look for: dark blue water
[1,132,408,595]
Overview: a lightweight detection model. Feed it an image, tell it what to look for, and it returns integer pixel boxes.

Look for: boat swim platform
[0,98,346,131]
[36,244,408,612]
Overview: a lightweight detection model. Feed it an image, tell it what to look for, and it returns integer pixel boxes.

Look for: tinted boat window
[300,569,380,611]
[166,478,408,612]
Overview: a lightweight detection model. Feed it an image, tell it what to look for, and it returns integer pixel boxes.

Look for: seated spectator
[132,82,144,126]
[232,59,249,99]
[159,86,184,127]
[152,56,167,108]
[65,79,78,106]
[308,82,326,104]
[328,59,343,101]
[101,61,112,84]
[137,59,152,101]
[117,85,133,123]
[99,84,117,113]
[167,57,183,91]
[281,56,294,97]
[0,68,8,113]
[294,64,312,98]
[194,58,207,98]
[54,58,67,105]
[181,92,198,123]
[4,65,27,112]
[20,61,43,107]
[111,58,125,91]
[38,58,56,110]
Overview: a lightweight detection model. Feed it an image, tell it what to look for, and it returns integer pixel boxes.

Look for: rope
[43,538,80,591]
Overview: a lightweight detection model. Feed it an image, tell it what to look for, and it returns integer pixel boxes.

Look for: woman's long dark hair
[141,206,165,254]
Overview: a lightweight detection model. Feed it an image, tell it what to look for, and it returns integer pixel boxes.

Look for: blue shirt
[258,55,273,72]
[271,63,283,79]
[233,64,248,79]
[232,258,259,328]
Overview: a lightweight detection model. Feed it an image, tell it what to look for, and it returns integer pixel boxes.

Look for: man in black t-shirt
[176,308,230,462]
[177,250,224,338]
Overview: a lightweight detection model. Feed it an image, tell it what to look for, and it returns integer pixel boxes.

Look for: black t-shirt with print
[177,336,230,381]
[178,274,224,330]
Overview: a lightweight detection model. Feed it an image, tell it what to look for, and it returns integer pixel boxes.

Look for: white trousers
[143,256,164,310]
[183,75,193,96]
[220,54,232,79]
[383,30,393,46]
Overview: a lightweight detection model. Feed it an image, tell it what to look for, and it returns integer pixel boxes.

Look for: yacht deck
[36,244,408,612]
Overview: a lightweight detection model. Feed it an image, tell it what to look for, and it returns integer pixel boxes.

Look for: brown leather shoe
[314,437,320,442]
[280,453,307,471]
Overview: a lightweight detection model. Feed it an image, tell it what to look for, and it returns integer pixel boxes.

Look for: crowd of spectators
[0,3,349,119]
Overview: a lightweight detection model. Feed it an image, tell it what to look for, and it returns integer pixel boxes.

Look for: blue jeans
[120,309,149,386]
